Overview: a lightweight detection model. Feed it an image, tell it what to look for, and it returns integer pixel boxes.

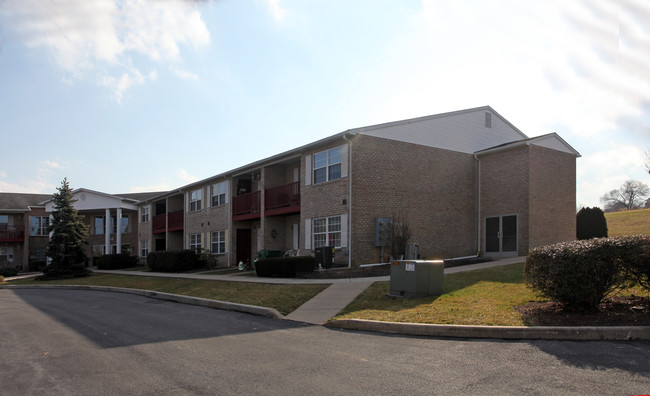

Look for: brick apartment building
[0,106,579,271]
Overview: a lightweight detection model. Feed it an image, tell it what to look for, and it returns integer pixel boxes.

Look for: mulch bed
[516,296,650,326]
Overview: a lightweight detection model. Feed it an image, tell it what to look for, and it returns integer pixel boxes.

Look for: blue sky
[1,0,648,208]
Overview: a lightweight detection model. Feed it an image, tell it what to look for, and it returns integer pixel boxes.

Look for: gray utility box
[389,260,444,298]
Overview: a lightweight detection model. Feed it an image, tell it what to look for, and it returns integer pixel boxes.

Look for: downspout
[474,154,481,256]
[343,133,353,268]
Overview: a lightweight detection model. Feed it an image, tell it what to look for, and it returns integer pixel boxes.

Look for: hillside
[605,208,650,236]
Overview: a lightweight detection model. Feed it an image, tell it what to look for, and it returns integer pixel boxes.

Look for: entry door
[485,215,517,254]
[236,229,252,265]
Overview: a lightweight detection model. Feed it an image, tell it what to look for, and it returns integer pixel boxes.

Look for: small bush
[97,254,139,270]
[147,250,205,272]
[0,267,19,277]
[618,235,650,292]
[29,260,46,272]
[525,238,627,311]
[0,275,4,282]
[255,256,317,278]
[576,207,608,240]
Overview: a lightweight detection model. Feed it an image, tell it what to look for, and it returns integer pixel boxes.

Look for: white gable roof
[352,106,528,154]
[44,189,139,212]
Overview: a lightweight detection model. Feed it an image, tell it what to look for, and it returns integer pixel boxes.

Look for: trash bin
[314,246,335,268]
[389,260,444,297]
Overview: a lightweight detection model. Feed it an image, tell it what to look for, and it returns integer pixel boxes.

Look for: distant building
[0,106,580,271]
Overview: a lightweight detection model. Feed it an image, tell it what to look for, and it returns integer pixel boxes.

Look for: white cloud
[172,67,199,81]
[0,0,210,100]
[264,0,287,22]
[42,160,62,169]
[0,175,55,194]
[177,169,198,184]
[128,168,198,193]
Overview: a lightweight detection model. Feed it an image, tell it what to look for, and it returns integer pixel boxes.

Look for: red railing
[265,181,300,216]
[152,210,184,234]
[233,191,261,221]
[0,225,25,242]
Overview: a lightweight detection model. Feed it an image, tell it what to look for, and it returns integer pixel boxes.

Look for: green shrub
[0,267,18,277]
[618,235,650,292]
[147,250,205,272]
[29,260,46,272]
[0,275,4,282]
[97,253,139,270]
[576,207,608,240]
[525,238,627,311]
[255,256,316,278]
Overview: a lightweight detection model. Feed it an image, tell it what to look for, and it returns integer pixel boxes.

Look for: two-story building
[0,106,580,271]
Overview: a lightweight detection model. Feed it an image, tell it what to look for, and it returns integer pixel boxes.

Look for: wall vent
[485,112,492,128]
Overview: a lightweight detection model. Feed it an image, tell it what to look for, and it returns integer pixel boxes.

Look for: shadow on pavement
[9,288,308,349]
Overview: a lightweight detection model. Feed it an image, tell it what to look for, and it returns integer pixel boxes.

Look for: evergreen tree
[576,207,608,240]
[39,178,90,280]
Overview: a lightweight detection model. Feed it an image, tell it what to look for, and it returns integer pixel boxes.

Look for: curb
[0,285,283,319]
[326,319,650,341]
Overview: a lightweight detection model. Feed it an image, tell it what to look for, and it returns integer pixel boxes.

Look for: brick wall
[351,134,478,264]
[528,145,576,248]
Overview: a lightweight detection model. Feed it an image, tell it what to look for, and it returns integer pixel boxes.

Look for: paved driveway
[1,289,648,395]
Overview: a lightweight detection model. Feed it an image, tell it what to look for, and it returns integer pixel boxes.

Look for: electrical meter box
[389,260,444,297]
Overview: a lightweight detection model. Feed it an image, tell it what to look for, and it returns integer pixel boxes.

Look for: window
[313,147,342,184]
[111,215,130,234]
[190,189,202,212]
[210,182,227,207]
[30,216,49,236]
[0,247,14,263]
[94,216,104,235]
[313,215,341,248]
[0,215,8,225]
[140,240,149,258]
[140,206,150,223]
[211,231,226,254]
[189,233,202,251]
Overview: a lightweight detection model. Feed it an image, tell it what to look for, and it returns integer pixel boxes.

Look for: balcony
[0,225,25,242]
[265,181,300,216]
[152,210,184,234]
[233,190,261,221]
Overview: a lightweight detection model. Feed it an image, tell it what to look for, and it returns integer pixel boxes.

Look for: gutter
[474,154,481,256]
[343,133,354,268]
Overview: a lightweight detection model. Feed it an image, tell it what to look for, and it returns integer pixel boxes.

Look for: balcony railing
[233,190,261,221]
[265,181,300,216]
[152,210,184,234]
[0,225,25,242]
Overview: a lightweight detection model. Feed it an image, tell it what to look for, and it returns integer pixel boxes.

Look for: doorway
[485,215,518,256]
[236,229,252,266]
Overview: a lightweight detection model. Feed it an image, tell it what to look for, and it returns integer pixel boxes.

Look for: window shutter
[340,144,348,178]
[305,155,312,186]
[340,213,348,248]
[305,218,312,250]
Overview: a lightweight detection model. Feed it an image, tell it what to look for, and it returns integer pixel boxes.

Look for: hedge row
[147,250,205,272]
[96,253,139,270]
[525,235,650,311]
[0,267,18,277]
[255,256,317,278]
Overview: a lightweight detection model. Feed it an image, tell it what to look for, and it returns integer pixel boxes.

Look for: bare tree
[644,148,650,175]
[600,180,650,211]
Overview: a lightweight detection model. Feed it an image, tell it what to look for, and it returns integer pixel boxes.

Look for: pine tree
[39,178,90,280]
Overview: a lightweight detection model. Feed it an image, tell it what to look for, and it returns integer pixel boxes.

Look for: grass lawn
[605,208,650,236]
[7,274,329,316]
[335,263,538,326]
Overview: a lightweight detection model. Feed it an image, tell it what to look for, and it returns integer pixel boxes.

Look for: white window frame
[210,181,227,207]
[211,230,226,254]
[140,206,150,223]
[111,214,130,234]
[189,233,202,251]
[313,215,342,248]
[140,240,149,258]
[30,216,49,236]
[313,147,342,184]
[190,189,202,212]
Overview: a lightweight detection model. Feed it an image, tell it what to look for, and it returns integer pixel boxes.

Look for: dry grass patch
[335,263,537,326]
[605,208,650,236]
[9,274,329,315]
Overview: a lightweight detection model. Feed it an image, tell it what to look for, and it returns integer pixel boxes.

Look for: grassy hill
[605,208,650,236]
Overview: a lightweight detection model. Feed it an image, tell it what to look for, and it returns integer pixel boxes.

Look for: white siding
[532,135,576,155]
[359,108,527,154]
